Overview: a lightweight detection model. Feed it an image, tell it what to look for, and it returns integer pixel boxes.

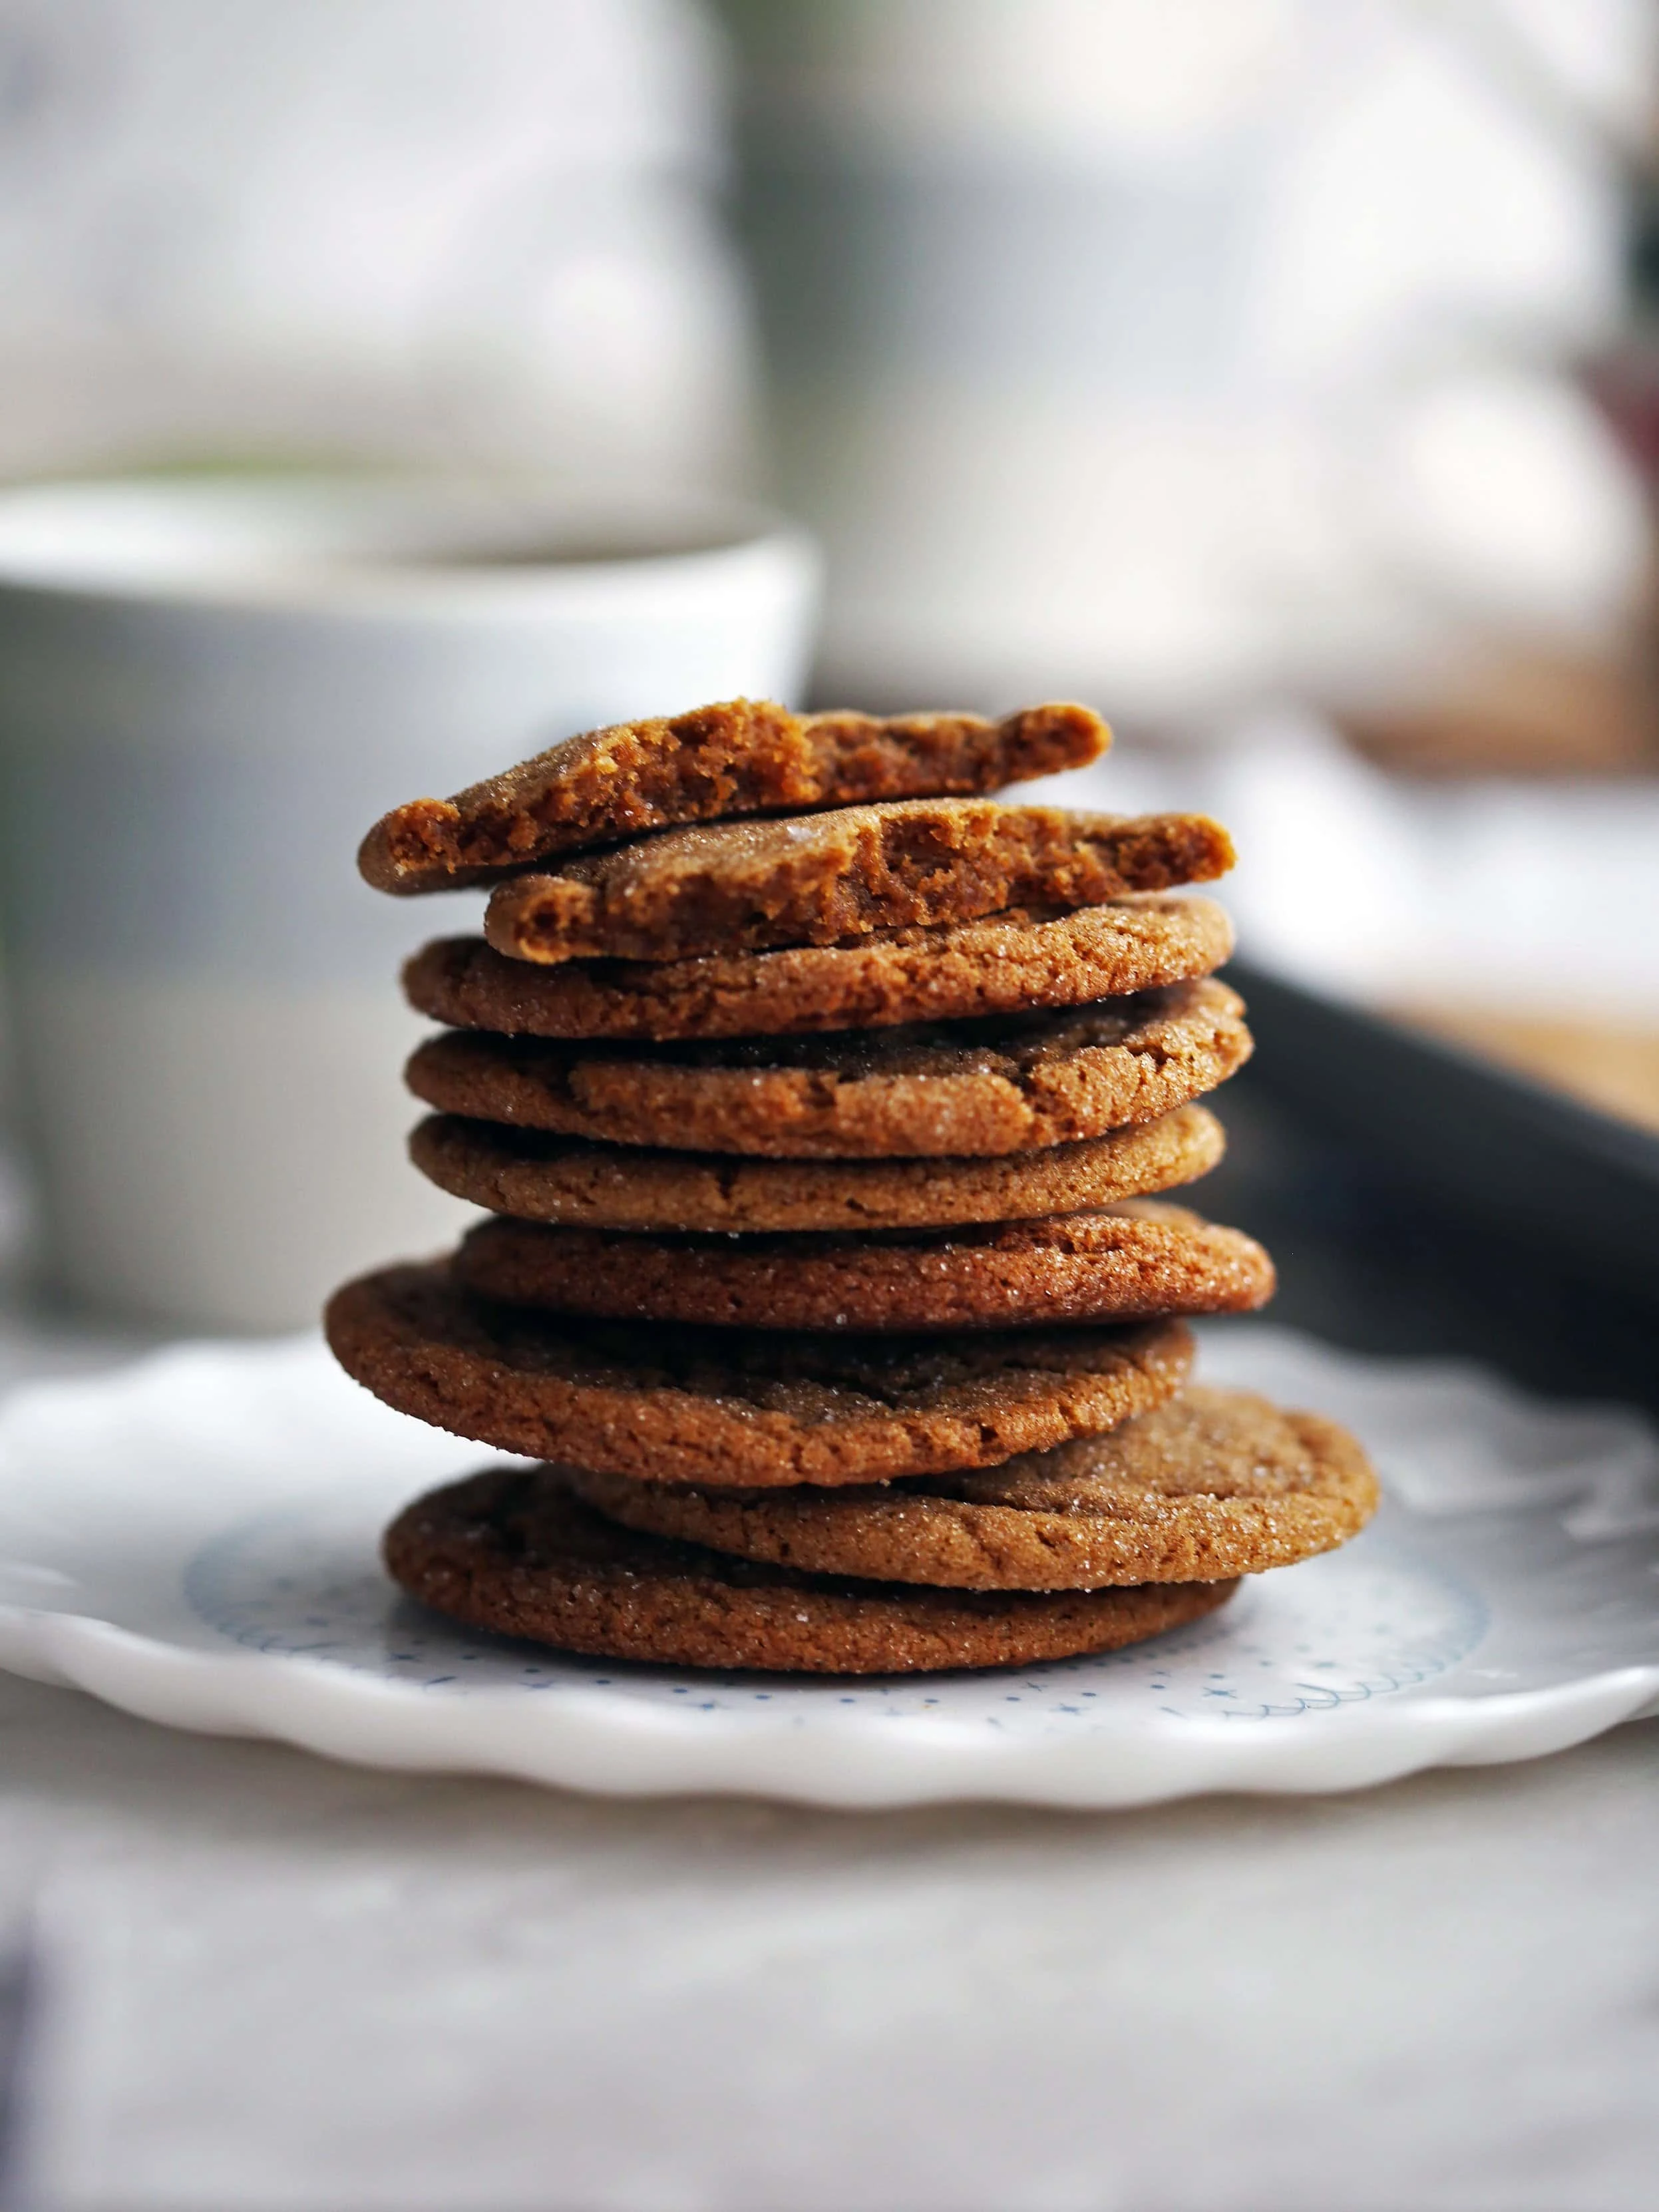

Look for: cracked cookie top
[480,797,1232,965]
[359,697,1109,893]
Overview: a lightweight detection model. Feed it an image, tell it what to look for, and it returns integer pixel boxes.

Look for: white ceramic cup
[0,477,820,1330]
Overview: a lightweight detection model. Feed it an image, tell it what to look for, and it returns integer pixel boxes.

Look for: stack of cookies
[327,699,1376,1675]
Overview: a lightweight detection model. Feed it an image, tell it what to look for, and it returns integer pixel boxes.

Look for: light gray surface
[0,1310,1656,2211]
[3,1673,1656,2212]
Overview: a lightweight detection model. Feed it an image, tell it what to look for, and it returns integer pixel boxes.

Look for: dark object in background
[1210,962,1659,1419]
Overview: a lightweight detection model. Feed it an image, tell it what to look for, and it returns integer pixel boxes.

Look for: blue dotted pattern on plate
[184,1499,1487,1726]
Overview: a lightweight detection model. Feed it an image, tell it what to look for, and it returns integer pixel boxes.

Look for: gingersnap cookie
[359,699,1109,895]
[406,978,1250,1158]
[482,799,1233,966]
[569,1387,1379,1591]
[403,896,1234,1043]
[383,1466,1236,1674]
[409,1103,1224,1234]
[454,1199,1276,1332]
[325,1262,1196,1485]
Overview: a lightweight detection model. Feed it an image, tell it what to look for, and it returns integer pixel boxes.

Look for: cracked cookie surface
[482,799,1232,966]
[325,1262,1195,1484]
[569,1387,1379,1590]
[403,897,1234,1043]
[405,977,1250,1157]
[409,1102,1223,1232]
[359,699,1109,894]
[383,1465,1236,1673]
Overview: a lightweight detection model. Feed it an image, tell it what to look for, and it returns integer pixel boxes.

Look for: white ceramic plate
[0,1325,1654,1807]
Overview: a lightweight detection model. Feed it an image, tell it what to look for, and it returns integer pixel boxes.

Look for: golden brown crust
[325,1262,1197,1485]
[408,1103,1224,1232]
[453,1198,1277,1332]
[359,699,1109,894]
[405,979,1250,1157]
[402,896,1234,1043]
[383,1466,1236,1673]
[482,800,1233,966]
[569,1388,1379,1590]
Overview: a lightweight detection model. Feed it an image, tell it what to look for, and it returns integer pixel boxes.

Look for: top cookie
[482,799,1233,966]
[359,697,1109,894]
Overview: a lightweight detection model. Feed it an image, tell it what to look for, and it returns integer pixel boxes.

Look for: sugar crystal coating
[405,978,1250,1156]
[383,1465,1236,1672]
[568,1387,1380,1590]
[325,1262,1197,1485]
[453,1198,1277,1332]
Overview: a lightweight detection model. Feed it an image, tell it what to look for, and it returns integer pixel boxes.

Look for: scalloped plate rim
[1,1322,1656,1808]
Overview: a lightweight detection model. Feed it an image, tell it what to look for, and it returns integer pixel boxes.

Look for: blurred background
[0,0,1657,1328]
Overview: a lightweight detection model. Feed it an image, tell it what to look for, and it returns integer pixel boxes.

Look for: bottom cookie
[383,1467,1236,1674]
